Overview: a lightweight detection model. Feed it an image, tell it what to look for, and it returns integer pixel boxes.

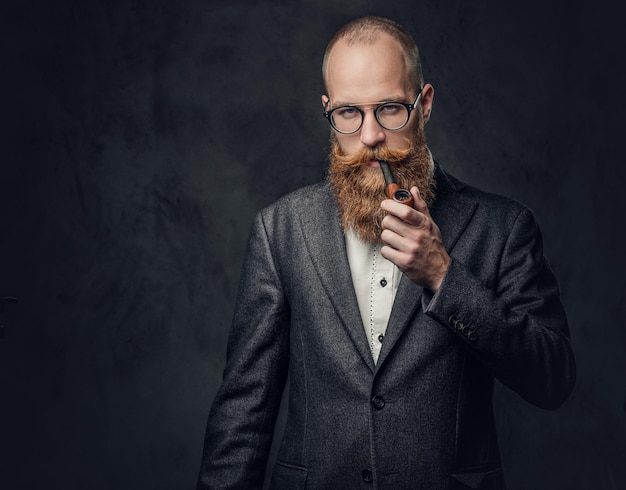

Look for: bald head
[322,16,424,94]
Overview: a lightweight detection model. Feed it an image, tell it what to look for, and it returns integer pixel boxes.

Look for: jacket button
[467,330,478,342]
[371,395,385,410]
[449,315,464,331]
[377,334,384,343]
[362,469,373,482]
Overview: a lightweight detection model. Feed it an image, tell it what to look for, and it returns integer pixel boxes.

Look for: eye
[334,106,359,119]
[378,103,402,115]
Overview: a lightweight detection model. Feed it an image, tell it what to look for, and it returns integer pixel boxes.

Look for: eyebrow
[330,95,409,108]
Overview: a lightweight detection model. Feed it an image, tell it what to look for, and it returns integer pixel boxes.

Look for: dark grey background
[1,1,624,489]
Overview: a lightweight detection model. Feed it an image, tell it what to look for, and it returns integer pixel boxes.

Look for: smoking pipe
[378,159,414,207]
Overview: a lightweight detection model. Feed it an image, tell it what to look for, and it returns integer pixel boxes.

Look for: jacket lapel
[376,164,478,369]
[298,184,376,372]
[429,164,478,253]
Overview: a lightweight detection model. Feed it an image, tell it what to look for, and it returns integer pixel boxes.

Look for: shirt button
[362,469,373,482]
[378,334,384,343]
[371,395,385,410]
[380,278,387,287]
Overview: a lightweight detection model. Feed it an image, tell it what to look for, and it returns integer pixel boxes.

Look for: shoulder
[435,162,532,223]
[249,181,339,243]
[270,181,331,208]
[259,181,335,221]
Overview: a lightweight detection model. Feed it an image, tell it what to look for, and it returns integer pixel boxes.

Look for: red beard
[327,127,435,243]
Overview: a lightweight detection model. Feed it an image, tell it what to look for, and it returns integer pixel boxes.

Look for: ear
[321,95,330,109]
[420,84,435,124]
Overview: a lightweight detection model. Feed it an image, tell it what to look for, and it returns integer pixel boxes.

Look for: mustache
[330,136,412,168]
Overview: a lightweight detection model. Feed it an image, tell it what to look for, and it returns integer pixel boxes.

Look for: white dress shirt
[345,230,401,363]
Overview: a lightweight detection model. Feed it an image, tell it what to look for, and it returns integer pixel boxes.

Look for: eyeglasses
[323,90,422,134]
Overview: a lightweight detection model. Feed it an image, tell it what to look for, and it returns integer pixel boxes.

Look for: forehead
[325,34,411,103]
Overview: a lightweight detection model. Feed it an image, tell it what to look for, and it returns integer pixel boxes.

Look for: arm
[197,212,291,489]
[424,206,575,408]
[381,187,575,409]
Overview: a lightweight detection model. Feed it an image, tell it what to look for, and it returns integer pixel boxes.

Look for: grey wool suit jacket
[198,163,575,490]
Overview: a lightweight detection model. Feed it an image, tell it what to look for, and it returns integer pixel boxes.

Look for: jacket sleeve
[424,207,575,409]
[197,211,290,489]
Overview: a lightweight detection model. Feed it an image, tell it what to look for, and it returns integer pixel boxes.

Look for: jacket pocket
[269,459,308,490]
[450,466,504,489]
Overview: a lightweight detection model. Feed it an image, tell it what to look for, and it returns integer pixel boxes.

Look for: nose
[359,110,386,147]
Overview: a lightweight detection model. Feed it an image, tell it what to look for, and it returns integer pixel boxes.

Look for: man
[198,16,575,489]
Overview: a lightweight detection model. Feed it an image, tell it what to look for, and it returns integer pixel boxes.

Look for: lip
[366,159,380,168]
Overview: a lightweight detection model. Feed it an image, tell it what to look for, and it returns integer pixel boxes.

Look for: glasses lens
[330,107,362,133]
[376,103,410,130]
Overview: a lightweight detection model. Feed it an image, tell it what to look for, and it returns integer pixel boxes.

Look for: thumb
[411,186,430,216]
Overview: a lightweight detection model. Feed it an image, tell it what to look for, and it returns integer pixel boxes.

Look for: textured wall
[1,1,624,489]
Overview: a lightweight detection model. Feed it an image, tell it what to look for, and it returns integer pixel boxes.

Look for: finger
[379,243,405,269]
[381,198,428,229]
[380,216,411,241]
[410,186,430,217]
[380,226,419,254]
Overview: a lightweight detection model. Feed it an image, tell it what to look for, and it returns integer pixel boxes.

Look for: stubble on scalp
[327,127,435,244]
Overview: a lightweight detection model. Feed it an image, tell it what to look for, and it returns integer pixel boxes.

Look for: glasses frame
[323,89,423,134]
